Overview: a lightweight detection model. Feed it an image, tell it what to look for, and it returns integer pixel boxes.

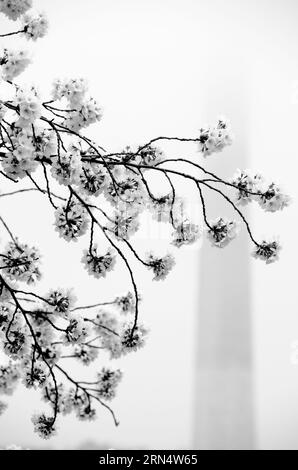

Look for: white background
[0,0,298,449]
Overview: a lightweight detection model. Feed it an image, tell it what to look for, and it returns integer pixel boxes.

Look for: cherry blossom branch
[0,215,18,245]
[0,187,66,201]
[0,29,25,37]
[0,274,60,425]
[54,364,119,426]
[0,1,289,439]
[70,300,117,312]
[69,186,141,335]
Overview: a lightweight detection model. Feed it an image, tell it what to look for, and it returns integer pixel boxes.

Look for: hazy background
[0,0,298,449]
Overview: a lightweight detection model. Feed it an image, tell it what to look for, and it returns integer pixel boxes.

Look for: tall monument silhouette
[194,55,254,450]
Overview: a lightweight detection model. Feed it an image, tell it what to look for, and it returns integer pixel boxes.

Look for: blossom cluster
[82,246,116,279]
[79,161,107,196]
[207,217,240,248]
[0,361,20,395]
[54,201,89,241]
[0,0,32,21]
[146,253,176,280]
[47,289,76,316]
[2,240,41,284]
[172,219,202,247]
[115,292,136,314]
[121,144,164,168]
[197,116,234,156]
[51,145,82,186]
[230,168,290,211]
[109,205,140,240]
[15,86,42,125]
[96,368,122,401]
[1,125,54,179]
[92,310,148,359]
[0,2,48,82]
[0,48,31,81]
[22,12,48,41]
[252,238,281,264]
[64,98,102,132]
[52,78,102,131]
[52,78,89,107]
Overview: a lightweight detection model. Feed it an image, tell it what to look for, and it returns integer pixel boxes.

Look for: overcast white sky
[0,0,298,450]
